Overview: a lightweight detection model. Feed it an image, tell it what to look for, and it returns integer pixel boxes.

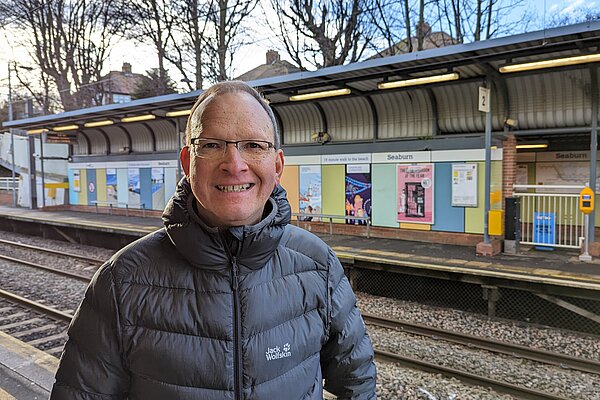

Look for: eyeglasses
[190,137,276,160]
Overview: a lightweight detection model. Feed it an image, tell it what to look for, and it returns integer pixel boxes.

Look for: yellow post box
[579,187,594,214]
[489,210,504,236]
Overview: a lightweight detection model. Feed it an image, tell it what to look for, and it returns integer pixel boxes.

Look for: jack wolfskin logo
[265,343,292,361]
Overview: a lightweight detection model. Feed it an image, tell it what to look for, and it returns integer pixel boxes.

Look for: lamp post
[7,63,17,207]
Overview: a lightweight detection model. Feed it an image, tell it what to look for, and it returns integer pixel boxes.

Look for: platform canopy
[4,20,600,156]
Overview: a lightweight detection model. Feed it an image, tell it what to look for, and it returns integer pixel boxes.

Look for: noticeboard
[533,212,555,251]
[451,163,478,207]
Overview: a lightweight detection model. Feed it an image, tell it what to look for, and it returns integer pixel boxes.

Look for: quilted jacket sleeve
[50,264,129,399]
[321,248,377,399]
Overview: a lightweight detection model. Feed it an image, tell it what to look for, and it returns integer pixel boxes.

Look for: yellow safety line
[0,331,59,374]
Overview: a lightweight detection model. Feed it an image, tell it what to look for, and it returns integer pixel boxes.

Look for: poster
[451,163,477,207]
[345,164,371,225]
[151,168,165,210]
[516,164,529,186]
[72,170,81,192]
[397,164,434,224]
[299,165,321,220]
[128,168,141,207]
[106,168,117,203]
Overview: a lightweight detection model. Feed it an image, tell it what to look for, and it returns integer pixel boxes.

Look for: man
[50,81,377,399]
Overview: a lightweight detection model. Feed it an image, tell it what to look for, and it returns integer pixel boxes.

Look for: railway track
[364,312,599,400]
[0,238,104,264]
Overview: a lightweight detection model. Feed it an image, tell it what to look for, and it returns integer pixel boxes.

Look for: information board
[451,163,478,207]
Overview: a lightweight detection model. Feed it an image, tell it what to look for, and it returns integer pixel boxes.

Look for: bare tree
[203,0,259,82]
[270,0,374,69]
[115,0,177,94]
[0,0,122,111]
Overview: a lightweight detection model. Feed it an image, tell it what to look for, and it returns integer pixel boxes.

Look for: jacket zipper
[231,256,243,400]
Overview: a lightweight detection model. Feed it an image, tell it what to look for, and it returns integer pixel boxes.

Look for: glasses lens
[192,139,223,159]
[238,140,273,160]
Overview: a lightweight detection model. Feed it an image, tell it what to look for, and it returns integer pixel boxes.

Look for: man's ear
[275,149,284,186]
[180,146,191,177]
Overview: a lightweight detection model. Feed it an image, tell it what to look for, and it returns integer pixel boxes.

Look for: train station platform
[0,331,57,399]
[0,205,599,291]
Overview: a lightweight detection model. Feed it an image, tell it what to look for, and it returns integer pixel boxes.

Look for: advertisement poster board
[72,170,81,192]
[106,169,118,202]
[128,168,141,207]
[397,164,434,224]
[451,163,478,207]
[299,165,322,219]
[151,168,165,210]
[345,164,371,225]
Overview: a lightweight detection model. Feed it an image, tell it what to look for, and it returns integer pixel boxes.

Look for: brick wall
[502,134,517,201]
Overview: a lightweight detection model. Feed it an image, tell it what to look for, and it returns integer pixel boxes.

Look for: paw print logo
[283,343,290,352]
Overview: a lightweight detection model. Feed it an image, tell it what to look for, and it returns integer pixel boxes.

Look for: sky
[0,0,596,104]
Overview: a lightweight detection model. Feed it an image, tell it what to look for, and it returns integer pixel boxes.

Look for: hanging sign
[478,87,490,112]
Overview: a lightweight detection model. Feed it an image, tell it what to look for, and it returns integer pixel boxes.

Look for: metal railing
[0,177,18,191]
[513,185,585,249]
[292,212,371,237]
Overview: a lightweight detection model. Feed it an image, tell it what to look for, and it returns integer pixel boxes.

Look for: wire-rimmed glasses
[190,137,276,161]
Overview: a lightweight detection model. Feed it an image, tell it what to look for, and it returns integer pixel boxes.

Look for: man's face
[180,92,284,228]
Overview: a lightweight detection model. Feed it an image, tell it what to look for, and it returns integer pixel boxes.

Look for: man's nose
[220,143,248,172]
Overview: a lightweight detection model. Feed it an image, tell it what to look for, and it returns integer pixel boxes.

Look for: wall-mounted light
[289,88,351,101]
[53,124,79,132]
[165,109,191,117]
[84,120,114,128]
[311,131,331,144]
[516,141,548,149]
[378,72,460,90]
[121,114,156,123]
[499,53,600,73]
[26,128,47,135]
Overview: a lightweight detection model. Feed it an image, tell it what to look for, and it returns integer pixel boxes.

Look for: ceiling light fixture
[515,142,549,149]
[499,53,600,73]
[121,114,156,123]
[165,109,192,117]
[26,128,47,135]
[378,72,460,90]
[53,124,79,132]
[84,120,114,128]
[289,88,351,101]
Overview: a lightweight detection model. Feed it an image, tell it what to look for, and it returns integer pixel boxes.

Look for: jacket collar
[162,177,291,271]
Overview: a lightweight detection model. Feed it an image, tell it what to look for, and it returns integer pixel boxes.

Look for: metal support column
[8,63,17,207]
[483,81,493,244]
[176,118,182,179]
[28,135,38,209]
[39,134,46,208]
[590,66,598,242]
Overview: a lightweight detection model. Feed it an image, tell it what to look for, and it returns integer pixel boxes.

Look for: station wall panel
[280,165,300,218]
[322,165,345,220]
[68,169,79,205]
[78,169,88,205]
[372,164,399,228]
[117,169,128,205]
[86,169,96,206]
[465,162,485,233]
[140,168,152,210]
[96,169,107,203]
[164,168,178,205]
[432,162,465,232]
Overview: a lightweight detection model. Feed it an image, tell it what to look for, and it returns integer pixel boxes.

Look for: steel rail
[375,349,571,400]
[0,288,74,323]
[0,238,104,264]
[363,312,600,375]
[0,253,92,282]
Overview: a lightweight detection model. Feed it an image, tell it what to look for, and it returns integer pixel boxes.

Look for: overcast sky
[0,0,595,102]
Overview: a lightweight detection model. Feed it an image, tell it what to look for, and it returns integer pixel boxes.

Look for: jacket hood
[162,177,291,271]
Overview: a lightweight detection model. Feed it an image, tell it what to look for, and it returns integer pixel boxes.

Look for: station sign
[372,151,430,163]
[43,132,78,144]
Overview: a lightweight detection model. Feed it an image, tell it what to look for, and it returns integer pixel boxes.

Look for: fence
[0,177,18,191]
[512,184,585,249]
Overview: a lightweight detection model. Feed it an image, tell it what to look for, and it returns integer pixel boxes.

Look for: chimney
[266,50,280,65]
[122,62,132,74]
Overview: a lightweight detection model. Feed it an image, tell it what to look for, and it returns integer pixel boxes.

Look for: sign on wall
[451,163,478,207]
[299,165,322,218]
[72,170,81,192]
[397,164,434,224]
[345,164,371,225]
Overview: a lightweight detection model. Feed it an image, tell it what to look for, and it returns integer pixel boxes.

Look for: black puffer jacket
[50,178,377,399]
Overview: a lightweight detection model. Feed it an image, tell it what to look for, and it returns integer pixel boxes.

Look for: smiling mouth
[216,183,254,193]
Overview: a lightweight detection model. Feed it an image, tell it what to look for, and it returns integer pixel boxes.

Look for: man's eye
[202,141,222,149]
[243,141,265,150]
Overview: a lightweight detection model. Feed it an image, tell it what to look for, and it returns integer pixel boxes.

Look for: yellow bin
[489,210,504,236]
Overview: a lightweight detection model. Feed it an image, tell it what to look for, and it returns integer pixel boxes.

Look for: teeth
[217,184,252,192]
